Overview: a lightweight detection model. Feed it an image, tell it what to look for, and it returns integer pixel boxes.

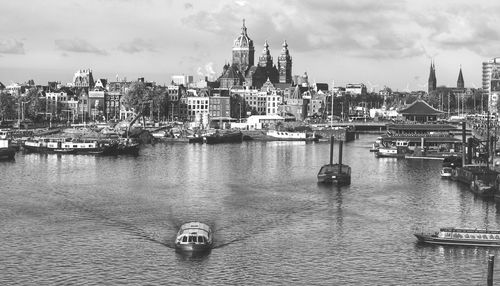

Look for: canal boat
[317,136,351,185]
[175,222,213,252]
[23,137,115,155]
[375,140,409,158]
[440,167,453,178]
[415,227,500,247]
[205,131,243,144]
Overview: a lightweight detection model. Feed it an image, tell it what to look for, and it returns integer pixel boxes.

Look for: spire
[457,65,464,89]
[241,19,247,35]
[428,59,436,93]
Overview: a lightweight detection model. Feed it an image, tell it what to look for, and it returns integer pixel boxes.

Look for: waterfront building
[187,96,209,127]
[88,89,106,122]
[428,61,437,93]
[209,96,232,128]
[482,58,500,97]
[105,92,121,121]
[46,89,74,120]
[490,64,500,115]
[398,99,443,122]
[246,115,285,130]
[217,20,290,89]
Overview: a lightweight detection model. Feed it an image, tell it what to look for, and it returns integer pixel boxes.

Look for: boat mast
[331,80,334,127]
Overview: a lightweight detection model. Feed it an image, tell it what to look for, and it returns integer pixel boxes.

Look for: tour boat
[415,227,500,247]
[317,136,351,185]
[266,130,317,142]
[375,140,409,158]
[440,167,453,178]
[175,222,213,252]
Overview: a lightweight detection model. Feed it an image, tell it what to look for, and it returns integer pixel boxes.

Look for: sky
[1,0,499,91]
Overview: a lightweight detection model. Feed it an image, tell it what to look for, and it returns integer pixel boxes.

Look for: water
[1,134,500,285]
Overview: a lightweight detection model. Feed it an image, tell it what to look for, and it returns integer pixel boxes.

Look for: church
[218,20,292,89]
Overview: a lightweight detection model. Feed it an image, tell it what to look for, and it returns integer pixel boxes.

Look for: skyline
[1,0,499,91]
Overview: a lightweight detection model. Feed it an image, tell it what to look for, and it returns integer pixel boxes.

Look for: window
[182,236,187,242]
[198,236,205,243]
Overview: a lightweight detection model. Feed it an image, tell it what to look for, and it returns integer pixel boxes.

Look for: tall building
[232,19,254,75]
[218,20,287,89]
[73,69,94,89]
[278,41,292,84]
[427,61,436,93]
[457,66,464,89]
[483,58,500,114]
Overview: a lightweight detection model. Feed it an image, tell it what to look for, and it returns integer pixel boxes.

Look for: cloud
[0,39,25,54]
[117,38,156,54]
[54,38,107,55]
[184,3,193,9]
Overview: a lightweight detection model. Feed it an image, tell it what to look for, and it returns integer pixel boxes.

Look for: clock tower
[278,40,292,84]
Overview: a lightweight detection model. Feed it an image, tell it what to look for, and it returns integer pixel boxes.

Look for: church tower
[428,60,437,93]
[232,19,254,75]
[258,41,273,69]
[457,66,464,89]
[278,40,292,84]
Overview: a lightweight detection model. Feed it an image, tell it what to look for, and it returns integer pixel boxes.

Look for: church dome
[233,19,253,49]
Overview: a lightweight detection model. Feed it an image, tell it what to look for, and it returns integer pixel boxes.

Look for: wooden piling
[329,136,334,165]
[487,254,495,286]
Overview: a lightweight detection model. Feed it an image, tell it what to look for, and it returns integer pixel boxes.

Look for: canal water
[1,134,500,285]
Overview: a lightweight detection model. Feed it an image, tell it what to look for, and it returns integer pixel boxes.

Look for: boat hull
[0,148,15,160]
[415,234,500,247]
[175,243,213,252]
[317,174,351,185]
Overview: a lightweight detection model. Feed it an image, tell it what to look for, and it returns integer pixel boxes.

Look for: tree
[122,81,153,126]
[24,88,45,122]
[0,92,16,122]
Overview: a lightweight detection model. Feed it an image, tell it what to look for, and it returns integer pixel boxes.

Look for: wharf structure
[378,100,463,155]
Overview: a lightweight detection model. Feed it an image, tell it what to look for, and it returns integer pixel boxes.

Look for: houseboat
[175,222,213,252]
[415,227,500,247]
[317,136,351,185]
[378,123,462,154]
[205,131,243,144]
[375,140,409,158]
[23,137,115,155]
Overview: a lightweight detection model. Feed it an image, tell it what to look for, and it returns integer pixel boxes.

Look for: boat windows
[182,236,187,243]
[464,234,470,238]
[483,235,489,239]
[496,235,500,239]
[198,236,205,243]
[188,236,197,243]
[490,235,495,239]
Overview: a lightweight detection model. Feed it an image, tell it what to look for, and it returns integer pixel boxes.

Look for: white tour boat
[415,227,500,247]
[175,222,213,252]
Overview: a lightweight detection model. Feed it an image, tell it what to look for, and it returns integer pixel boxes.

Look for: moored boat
[175,222,213,252]
[205,131,243,144]
[23,137,115,155]
[440,167,453,178]
[415,227,500,247]
[266,130,317,142]
[0,138,16,161]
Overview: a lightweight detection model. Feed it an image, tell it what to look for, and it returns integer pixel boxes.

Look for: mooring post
[329,136,334,165]
[487,254,495,286]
